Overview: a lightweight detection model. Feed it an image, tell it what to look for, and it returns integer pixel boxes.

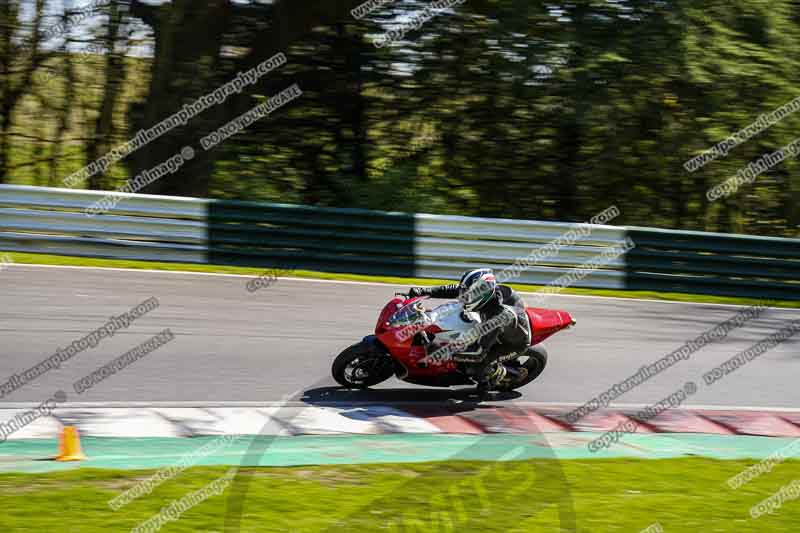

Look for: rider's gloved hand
[408,287,428,298]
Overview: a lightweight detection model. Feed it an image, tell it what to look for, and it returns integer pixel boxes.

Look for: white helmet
[458,268,497,311]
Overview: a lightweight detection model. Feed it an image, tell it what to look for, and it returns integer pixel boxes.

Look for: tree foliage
[1,0,798,236]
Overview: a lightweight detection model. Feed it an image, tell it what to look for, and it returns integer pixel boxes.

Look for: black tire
[497,346,548,392]
[332,339,395,389]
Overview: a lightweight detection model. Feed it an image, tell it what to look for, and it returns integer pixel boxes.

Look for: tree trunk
[341,24,367,189]
[0,111,11,181]
[0,0,17,181]
[554,4,590,222]
[127,0,371,198]
[0,0,47,182]
[126,0,230,197]
[49,4,77,187]
[86,0,128,190]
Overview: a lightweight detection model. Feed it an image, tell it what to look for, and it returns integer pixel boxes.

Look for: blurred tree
[48,1,77,187]
[126,0,371,198]
[0,0,48,180]
[86,0,130,189]
[2,0,799,237]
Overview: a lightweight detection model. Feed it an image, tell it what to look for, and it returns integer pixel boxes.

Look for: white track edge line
[9,263,799,312]
[1,401,800,412]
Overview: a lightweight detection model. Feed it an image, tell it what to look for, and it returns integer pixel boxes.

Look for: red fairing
[374,297,454,379]
[367,297,575,387]
[375,297,406,335]
[526,308,575,345]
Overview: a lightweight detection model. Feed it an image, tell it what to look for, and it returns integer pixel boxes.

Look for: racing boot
[476,362,507,397]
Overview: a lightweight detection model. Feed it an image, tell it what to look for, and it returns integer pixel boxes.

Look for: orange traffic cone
[55,426,86,461]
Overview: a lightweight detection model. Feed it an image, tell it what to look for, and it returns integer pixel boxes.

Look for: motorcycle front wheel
[332,338,395,389]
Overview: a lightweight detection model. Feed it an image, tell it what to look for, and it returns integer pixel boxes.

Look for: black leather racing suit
[409,284,532,382]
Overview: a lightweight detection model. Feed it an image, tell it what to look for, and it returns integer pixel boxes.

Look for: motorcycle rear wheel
[496,346,548,392]
[332,339,395,389]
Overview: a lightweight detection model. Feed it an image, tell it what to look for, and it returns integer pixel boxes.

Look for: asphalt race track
[1,264,798,408]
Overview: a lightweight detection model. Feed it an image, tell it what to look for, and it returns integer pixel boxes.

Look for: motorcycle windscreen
[374,296,428,334]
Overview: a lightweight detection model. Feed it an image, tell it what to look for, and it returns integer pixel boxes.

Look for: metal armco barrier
[0,184,798,299]
[626,226,800,300]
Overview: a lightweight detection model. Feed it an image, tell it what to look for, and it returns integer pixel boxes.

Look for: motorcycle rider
[407,268,532,391]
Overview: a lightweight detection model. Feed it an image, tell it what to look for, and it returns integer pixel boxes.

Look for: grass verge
[0,458,797,532]
[3,250,798,309]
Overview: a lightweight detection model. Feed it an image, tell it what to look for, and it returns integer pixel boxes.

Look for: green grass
[0,458,798,532]
[3,250,799,309]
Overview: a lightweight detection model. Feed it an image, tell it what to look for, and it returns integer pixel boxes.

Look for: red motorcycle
[332,294,576,393]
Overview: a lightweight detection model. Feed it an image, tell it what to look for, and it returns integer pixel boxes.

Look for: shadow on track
[300,385,522,405]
